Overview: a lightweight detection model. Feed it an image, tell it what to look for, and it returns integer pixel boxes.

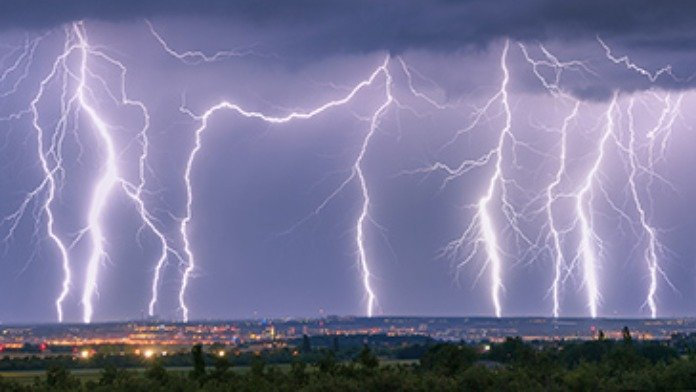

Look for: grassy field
[0,360,417,385]
[0,367,192,385]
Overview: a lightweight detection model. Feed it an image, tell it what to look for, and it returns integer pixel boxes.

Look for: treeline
[2,329,696,391]
[0,334,433,372]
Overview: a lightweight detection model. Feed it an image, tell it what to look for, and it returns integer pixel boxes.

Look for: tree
[461,365,496,391]
[190,343,206,380]
[209,355,233,382]
[355,344,379,370]
[333,336,340,353]
[317,350,337,374]
[302,334,312,353]
[421,343,476,376]
[290,359,309,386]
[0,374,25,392]
[622,326,633,344]
[598,330,605,341]
[488,337,534,364]
[45,365,80,390]
[145,360,169,385]
[99,364,132,386]
[250,355,266,378]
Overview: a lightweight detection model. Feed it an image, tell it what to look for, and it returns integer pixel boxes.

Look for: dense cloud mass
[2,1,695,96]
[0,0,695,52]
[1,1,696,323]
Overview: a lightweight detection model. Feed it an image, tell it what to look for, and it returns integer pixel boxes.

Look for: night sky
[2,1,696,323]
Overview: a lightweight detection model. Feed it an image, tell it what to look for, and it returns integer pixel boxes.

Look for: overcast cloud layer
[2,1,695,96]
[1,1,695,53]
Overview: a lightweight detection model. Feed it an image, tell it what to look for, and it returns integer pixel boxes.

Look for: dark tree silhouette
[190,343,206,380]
[623,326,633,344]
[356,344,379,370]
[333,336,340,352]
[302,334,312,353]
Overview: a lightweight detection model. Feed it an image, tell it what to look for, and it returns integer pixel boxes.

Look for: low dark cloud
[1,0,695,54]
[4,0,696,98]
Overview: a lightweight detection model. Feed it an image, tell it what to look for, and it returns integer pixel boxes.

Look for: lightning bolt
[518,43,585,318]
[543,101,580,318]
[177,58,392,321]
[91,53,182,319]
[625,97,660,318]
[1,30,78,322]
[473,40,513,318]
[618,94,681,319]
[575,92,618,318]
[73,22,120,323]
[596,39,683,318]
[146,20,260,64]
[597,37,676,82]
[0,34,43,99]
[1,22,177,323]
[410,40,528,318]
[73,23,181,323]
[352,60,393,317]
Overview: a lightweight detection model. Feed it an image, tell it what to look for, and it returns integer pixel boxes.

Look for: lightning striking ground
[625,98,660,318]
[177,58,393,321]
[1,22,177,323]
[412,40,525,318]
[517,43,586,318]
[1,30,80,322]
[75,23,182,323]
[473,40,513,318]
[1,21,694,323]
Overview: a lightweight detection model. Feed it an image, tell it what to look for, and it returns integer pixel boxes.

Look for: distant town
[2,316,696,358]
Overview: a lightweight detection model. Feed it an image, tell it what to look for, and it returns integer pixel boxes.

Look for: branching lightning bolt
[597,38,684,318]
[73,23,179,323]
[177,58,393,321]
[1,21,694,323]
[1,30,78,322]
[411,40,525,317]
[146,20,261,64]
[575,93,618,318]
[597,37,676,83]
[518,43,585,318]
[2,22,177,323]
[541,100,580,319]
[625,98,660,318]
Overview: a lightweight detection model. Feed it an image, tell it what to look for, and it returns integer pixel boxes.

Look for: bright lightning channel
[74,23,180,323]
[1,22,176,323]
[543,102,580,318]
[413,40,527,318]
[1,30,79,322]
[518,43,584,318]
[596,38,684,318]
[177,58,393,321]
[574,92,618,318]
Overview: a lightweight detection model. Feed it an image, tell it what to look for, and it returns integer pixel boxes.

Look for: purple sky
[1,1,696,323]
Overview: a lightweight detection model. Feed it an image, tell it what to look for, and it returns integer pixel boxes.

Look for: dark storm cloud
[1,0,695,54]
[4,0,695,99]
